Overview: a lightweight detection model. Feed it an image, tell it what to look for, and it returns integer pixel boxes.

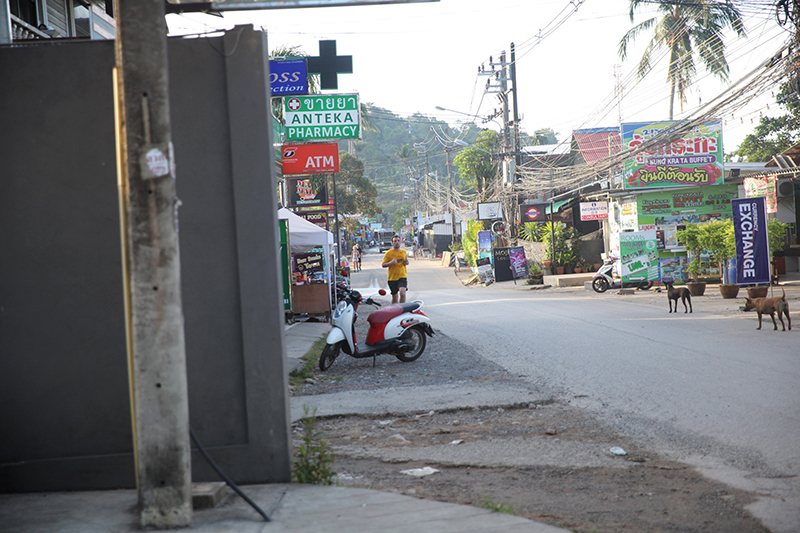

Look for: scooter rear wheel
[319,342,342,371]
[395,326,426,362]
[592,277,610,293]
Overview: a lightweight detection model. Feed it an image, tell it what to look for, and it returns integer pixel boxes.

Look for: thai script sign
[732,197,770,285]
[282,143,339,174]
[580,201,608,221]
[283,94,360,140]
[622,120,724,189]
[744,176,778,214]
[269,59,308,96]
[619,230,658,282]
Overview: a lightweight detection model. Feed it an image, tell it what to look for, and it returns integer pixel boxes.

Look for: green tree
[522,128,558,146]
[392,205,410,232]
[333,152,381,217]
[618,0,745,120]
[453,130,500,199]
[736,83,800,161]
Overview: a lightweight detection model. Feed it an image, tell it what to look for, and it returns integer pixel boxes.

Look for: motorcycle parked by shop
[591,256,653,293]
[320,286,435,371]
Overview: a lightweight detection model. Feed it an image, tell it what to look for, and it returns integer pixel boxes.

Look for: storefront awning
[545,198,574,214]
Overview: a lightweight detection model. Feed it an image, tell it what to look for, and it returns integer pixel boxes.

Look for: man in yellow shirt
[381,235,410,303]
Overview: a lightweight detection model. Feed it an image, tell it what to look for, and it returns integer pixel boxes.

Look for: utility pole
[446,147,457,245]
[113,0,192,528]
[509,43,521,181]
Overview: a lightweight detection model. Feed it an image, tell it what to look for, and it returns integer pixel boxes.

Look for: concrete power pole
[113,0,192,528]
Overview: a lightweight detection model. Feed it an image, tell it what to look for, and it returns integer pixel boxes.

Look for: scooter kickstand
[372,355,376,368]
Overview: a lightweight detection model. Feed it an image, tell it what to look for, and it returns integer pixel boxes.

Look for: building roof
[767,142,800,168]
[572,127,621,164]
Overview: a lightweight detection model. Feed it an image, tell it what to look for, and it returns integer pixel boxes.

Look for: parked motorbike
[320,287,435,371]
[591,257,653,293]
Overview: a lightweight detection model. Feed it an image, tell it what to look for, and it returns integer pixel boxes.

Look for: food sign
[622,120,724,189]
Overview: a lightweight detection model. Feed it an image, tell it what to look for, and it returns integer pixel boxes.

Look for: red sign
[282,143,339,174]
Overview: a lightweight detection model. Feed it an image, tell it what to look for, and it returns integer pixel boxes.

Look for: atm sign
[282,143,340,174]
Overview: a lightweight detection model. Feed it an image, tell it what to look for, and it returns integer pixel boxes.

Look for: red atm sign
[282,143,339,174]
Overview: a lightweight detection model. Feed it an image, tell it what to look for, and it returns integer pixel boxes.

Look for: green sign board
[619,230,658,282]
[622,120,724,189]
[280,220,292,311]
[636,184,738,226]
[283,94,360,141]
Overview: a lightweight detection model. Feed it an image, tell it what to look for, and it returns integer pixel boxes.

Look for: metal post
[332,172,341,270]
[113,0,192,527]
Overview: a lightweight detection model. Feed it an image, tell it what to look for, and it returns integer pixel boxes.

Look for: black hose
[190,427,271,522]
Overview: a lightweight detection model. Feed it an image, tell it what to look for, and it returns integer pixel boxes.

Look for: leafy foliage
[462,220,482,267]
[453,130,501,198]
[293,406,335,485]
[618,0,746,119]
[331,152,381,217]
[736,83,800,162]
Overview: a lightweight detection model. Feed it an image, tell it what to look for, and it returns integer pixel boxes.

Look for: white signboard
[580,201,608,221]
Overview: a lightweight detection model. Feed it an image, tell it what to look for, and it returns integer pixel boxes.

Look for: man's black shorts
[388,278,408,295]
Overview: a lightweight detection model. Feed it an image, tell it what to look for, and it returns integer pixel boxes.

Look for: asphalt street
[306,247,800,533]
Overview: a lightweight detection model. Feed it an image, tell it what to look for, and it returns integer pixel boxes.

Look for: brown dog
[743,287,792,331]
[664,282,692,313]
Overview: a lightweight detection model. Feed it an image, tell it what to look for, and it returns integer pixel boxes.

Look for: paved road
[340,248,800,533]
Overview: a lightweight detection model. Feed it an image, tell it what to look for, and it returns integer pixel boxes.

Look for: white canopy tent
[278,207,334,253]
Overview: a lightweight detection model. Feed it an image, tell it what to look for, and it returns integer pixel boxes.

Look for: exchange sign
[283,94,360,141]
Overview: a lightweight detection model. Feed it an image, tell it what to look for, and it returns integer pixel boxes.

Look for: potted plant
[698,220,739,298]
[676,223,706,296]
[528,262,544,285]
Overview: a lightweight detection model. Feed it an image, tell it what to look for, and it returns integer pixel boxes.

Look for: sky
[167,0,791,154]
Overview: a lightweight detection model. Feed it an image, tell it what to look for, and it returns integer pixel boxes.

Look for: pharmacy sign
[283,94,360,141]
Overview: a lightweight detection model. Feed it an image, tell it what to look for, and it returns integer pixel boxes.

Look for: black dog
[664,282,692,313]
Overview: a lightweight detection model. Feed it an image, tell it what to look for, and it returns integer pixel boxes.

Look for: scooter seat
[367,302,421,325]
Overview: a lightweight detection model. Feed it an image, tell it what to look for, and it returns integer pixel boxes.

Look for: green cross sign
[283,94,360,141]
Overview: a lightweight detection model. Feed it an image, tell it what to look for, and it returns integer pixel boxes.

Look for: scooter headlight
[334,300,347,317]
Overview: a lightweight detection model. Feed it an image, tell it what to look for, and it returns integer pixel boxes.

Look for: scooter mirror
[378,289,386,296]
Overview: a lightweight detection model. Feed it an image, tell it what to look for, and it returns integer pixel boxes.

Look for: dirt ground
[294,402,769,533]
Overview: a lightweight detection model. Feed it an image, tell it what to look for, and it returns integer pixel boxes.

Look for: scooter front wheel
[319,342,342,371]
[592,277,610,293]
[395,326,426,362]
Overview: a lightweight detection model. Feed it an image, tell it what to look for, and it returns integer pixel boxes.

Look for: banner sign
[622,120,724,189]
[743,176,778,214]
[636,184,736,224]
[476,256,494,284]
[509,247,528,279]
[287,175,328,207]
[269,59,309,96]
[282,143,339,174]
[619,230,658,282]
[580,201,608,221]
[283,93,360,141]
[477,230,493,260]
[520,203,547,223]
[298,211,329,230]
[732,197,770,285]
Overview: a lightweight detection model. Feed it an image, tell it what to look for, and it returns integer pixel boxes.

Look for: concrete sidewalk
[0,306,570,533]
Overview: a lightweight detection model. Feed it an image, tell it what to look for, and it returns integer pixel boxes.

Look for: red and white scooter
[319,286,434,371]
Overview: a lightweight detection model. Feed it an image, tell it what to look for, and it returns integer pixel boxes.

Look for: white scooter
[319,286,434,371]
[591,255,653,293]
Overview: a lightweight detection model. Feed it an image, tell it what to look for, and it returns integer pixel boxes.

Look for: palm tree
[618,0,745,119]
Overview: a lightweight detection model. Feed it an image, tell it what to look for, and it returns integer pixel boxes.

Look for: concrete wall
[0,27,292,492]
